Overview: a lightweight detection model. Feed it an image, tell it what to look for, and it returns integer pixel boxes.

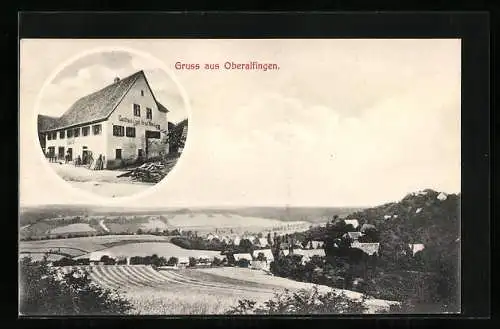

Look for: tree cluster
[19,257,132,315]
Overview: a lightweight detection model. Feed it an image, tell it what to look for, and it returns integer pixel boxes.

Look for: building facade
[40,70,169,169]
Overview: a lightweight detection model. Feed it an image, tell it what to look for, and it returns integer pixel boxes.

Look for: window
[49,132,57,140]
[145,131,160,139]
[146,107,152,120]
[138,149,143,157]
[141,90,144,96]
[47,133,52,141]
[73,127,80,137]
[115,149,122,160]
[113,125,125,137]
[67,129,73,138]
[82,126,90,136]
[59,130,65,139]
[93,124,102,135]
[133,104,141,117]
[126,127,136,137]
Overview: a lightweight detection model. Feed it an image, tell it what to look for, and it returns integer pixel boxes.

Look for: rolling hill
[20,205,363,226]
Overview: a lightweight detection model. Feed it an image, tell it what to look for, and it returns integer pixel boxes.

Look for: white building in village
[351,241,380,256]
[408,243,425,256]
[252,249,274,262]
[344,219,360,229]
[40,70,170,169]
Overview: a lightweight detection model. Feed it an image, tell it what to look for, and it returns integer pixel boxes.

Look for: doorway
[82,148,89,165]
[58,147,65,160]
[145,130,161,159]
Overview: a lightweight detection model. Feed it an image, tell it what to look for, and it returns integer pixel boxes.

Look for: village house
[437,192,448,201]
[344,219,360,229]
[177,256,189,268]
[294,248,326,258]
[233,253,252,264]
[250,249,274,271]
[252,249,274,262]
[39,70,170,169]
[343,232,364,241]
[310,240,324,249]
[408,243,425,256]
[351,241,380,256]
[87,251,115,265]
[257,237,269,248]
[294,248,326,265]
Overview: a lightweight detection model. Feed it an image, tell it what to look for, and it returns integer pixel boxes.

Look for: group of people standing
[46,150,105,170]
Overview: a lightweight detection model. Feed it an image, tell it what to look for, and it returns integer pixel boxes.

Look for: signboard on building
[118,115,161,130]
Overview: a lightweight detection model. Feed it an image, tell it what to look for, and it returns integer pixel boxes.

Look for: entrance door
[58,147,65,160]
[145,130,161,159]
[67,148,73,161]
[82,150,89,164]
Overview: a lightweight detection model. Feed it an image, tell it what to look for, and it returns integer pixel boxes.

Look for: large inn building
[38,70,170,169]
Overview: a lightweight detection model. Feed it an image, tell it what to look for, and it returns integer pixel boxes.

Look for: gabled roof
[40,70,168,132]
[351,242,380,256]
[234,253,252,261]
[252,249,274,260]
[408,243,425,255]
[344,232,363,240]
[156,101,169,113]
[344,219,359,229]
[294,249,326,257]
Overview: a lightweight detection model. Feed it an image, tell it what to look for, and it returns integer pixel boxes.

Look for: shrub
[19,257,133,315]
[226,286,368,315]
[211,257,223,267]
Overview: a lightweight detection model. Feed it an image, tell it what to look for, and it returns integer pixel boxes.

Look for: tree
[150,254,162,267]
[53,257,75,267]
[239,239,254,253]
[359,224,379,243]
[19,257,133,315]
[256,252,266,261]
[100,255,115,265]
[166,119,187,154]
[211,257,223,266]
[166,257,178,266]
[188,257,197,267]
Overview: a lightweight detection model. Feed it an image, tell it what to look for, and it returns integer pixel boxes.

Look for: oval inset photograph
[36,50,189,198]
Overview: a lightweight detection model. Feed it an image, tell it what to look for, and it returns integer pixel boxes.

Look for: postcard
[19,38,461,315]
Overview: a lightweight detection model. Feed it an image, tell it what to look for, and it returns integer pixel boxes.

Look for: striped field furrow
[55,265,277,296]
[157,269,274,294]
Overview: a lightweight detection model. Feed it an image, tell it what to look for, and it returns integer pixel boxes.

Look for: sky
[19,39,461,208]
[38,51,187,124]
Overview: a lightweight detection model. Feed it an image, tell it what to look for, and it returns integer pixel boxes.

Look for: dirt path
[99,220,110,232]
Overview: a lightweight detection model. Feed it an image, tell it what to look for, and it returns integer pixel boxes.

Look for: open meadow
[19,234,174,258]
[75,242,221,260]
[56,265,397,314]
